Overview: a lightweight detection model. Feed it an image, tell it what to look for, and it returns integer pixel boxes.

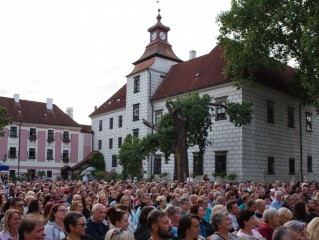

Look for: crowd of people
[0,175,318,240]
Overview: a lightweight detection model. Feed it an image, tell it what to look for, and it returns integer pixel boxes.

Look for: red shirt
[257,223,274,240]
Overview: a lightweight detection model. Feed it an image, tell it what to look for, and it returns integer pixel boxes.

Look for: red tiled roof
[89,84,126,117]
[128,58,156,76]
[152,46,229,100]
[80,124,92,133]
[133,43,182,65]
[152,45,294,101]
[0,97,80,127]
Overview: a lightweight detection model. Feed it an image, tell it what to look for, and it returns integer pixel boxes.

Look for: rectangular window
[9,170,15,178]
[306,113,312,132]
[118,137,122,148]
[62,150,69,161]
[289,158,295,175]
[9,126,18,138]
[47,149,54,160]
[9,147,17,159]
[62,131,70,143]
[109,138,113,149]
[287,107,295,128]
[155,110,163,126]
[307,155,313,172]
[133,104,140,121]
[99,120,103,131]
[118,115,123,128]
[112,155,117,167]
[47,171,52,178]
[29,128,37,141]
[28,148,36,159]
[98,140,102,150]
[215,152,227,174]
[153,155,162,174]
[109,118,113,129]
[132,129,139,138]
[193,152,203,176]
[47,130,54,141]
[267,156,275,175]
[267,101,275,123]
[134,76,140,93]
[215,98,227,121]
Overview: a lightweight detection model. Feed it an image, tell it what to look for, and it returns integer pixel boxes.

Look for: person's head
[106,206,129,230]
[43,203,54,219]
[147,210,172,239]
[275,191,283,201]
[82,195,92,208]
[210,204,224,225]
[272,226,299,240]
[263,208,280,228]
[63,211,86,237]
[283,220,307,239]
[179,197,191,212]
[164,205,181,227]
[70,201,83,213]
[225,191,236,202]
[211,209,232,232]
[72,194,82,202]
[48,203,67,222]
[190,204,205,221]
[27,199,41,214]
[177,215,200,240]
[197,196,209,210]
[156,196,167,208]
[189,194,198,205]
[91,203,106,223]
[255,199,266,214]
[278,207,292,225]
[18,213,45,240]
[10,197,24,214]
[97,194,108,206]
[307,217,319,240]
[138,206,155,225]
[215,196,226,206]
[293,201,308,222]
[3,209,21,231]
[226,201,239,215]
[236,209,256,230]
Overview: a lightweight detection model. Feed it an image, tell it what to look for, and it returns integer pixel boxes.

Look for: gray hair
[275,191,282,199]
[211,209,229,231]
[272,226,293,240]
[278,207,292,219]
[91,203,104,213]
[284,220,306,233]
[263,208,279,223]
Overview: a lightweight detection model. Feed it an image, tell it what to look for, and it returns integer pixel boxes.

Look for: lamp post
[3,154,7,162]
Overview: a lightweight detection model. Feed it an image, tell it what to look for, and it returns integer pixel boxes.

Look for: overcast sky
[0,0,231,124]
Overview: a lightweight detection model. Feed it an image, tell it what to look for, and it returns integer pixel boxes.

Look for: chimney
[46,98,53,110]
[13,94,19,103]
[94,106,97,110]
[189,50,196,60]
[66,107,74,119]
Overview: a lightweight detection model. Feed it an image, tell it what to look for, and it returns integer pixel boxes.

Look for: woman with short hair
[284,220,307,240]
[257,208,280,240]
[236,209,263,238]
[210,209,238,240]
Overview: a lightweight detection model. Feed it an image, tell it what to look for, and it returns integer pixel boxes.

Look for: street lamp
[3,154,7,162]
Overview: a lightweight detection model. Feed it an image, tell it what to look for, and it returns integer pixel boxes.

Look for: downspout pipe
[299,103,303,182]
[18,121,22,178]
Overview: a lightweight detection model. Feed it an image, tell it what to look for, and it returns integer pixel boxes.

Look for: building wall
[0,123,91,179]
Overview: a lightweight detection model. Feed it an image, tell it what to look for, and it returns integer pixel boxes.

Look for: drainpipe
[18,121,22,178]
[299,103,303,182]
[147,69,154,176]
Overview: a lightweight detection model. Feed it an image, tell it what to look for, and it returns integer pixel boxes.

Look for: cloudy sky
[0,0,231,124]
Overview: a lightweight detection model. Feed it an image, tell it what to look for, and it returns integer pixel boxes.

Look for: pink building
[0,94,92,179]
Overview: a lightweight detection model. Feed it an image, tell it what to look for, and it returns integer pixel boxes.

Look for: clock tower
[133,9,181,65]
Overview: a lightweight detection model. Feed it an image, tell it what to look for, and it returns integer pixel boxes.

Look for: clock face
[151,32,157,41]
[159,32,166,40]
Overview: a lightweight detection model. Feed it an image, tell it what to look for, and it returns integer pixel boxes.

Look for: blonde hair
[210,204,224,224]
[4,209,21,231]
[70,201,83,212]
[307,217,319,240]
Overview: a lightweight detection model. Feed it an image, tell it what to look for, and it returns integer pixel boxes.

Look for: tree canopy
[0,107,11,136]
[217,0,319,106]
[117,134,144,180]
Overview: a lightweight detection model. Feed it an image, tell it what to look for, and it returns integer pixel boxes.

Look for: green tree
[0,107,11,136]
[217,0,319,106]
[117,134,144,180]
[90,151,106,171]
[141,93,252,182]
